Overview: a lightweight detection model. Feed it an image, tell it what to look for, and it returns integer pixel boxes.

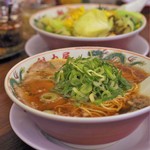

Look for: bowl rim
[29,3,147,42]
[5,46,150,123]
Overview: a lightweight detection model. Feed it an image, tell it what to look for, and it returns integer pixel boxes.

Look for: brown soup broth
[14,59,150,117]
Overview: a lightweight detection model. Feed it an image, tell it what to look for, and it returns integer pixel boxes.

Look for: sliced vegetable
[40,92,58,103]
[73,9,112,37]
[54,56,132,104]
[34,7,143,37]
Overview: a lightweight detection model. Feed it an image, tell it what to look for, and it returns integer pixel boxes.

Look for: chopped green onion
[54,56,132,104]
[40,92,58,103]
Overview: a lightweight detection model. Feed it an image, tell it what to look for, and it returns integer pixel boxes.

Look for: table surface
[0,5,150,150]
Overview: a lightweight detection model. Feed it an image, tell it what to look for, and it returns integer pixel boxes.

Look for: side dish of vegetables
[34,6,143,37]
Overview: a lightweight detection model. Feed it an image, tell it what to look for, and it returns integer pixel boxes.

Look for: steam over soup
[14,56,150,117]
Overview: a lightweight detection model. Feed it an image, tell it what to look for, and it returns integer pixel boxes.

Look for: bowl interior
[5,47,150,122]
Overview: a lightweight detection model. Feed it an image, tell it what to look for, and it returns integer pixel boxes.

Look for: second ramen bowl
[5,47,150,148]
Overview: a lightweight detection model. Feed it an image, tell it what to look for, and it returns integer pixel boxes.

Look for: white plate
[10,104,150,150]
[25,34,150,57]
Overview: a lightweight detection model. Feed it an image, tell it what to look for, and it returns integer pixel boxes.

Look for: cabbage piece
[36,16,71,35]
[112,16,135,34]
[73,9,112,37]
[115,10,143,23]
[113,10,143,33]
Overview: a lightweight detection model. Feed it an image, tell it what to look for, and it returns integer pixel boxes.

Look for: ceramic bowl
[5,47,150,148]
[29,4,146,50]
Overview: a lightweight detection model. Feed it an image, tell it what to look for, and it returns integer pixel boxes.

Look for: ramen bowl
[5,47,150,148]
[29,3,146,50]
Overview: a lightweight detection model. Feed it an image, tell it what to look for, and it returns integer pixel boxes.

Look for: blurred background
[0,0,149,60]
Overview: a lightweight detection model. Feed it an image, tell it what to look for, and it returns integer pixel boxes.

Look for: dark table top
[0,5,150,150]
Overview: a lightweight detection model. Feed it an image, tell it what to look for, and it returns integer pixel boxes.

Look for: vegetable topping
[54,56,132,104]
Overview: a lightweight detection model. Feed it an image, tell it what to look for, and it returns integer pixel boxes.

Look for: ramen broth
[14,58,150,117]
